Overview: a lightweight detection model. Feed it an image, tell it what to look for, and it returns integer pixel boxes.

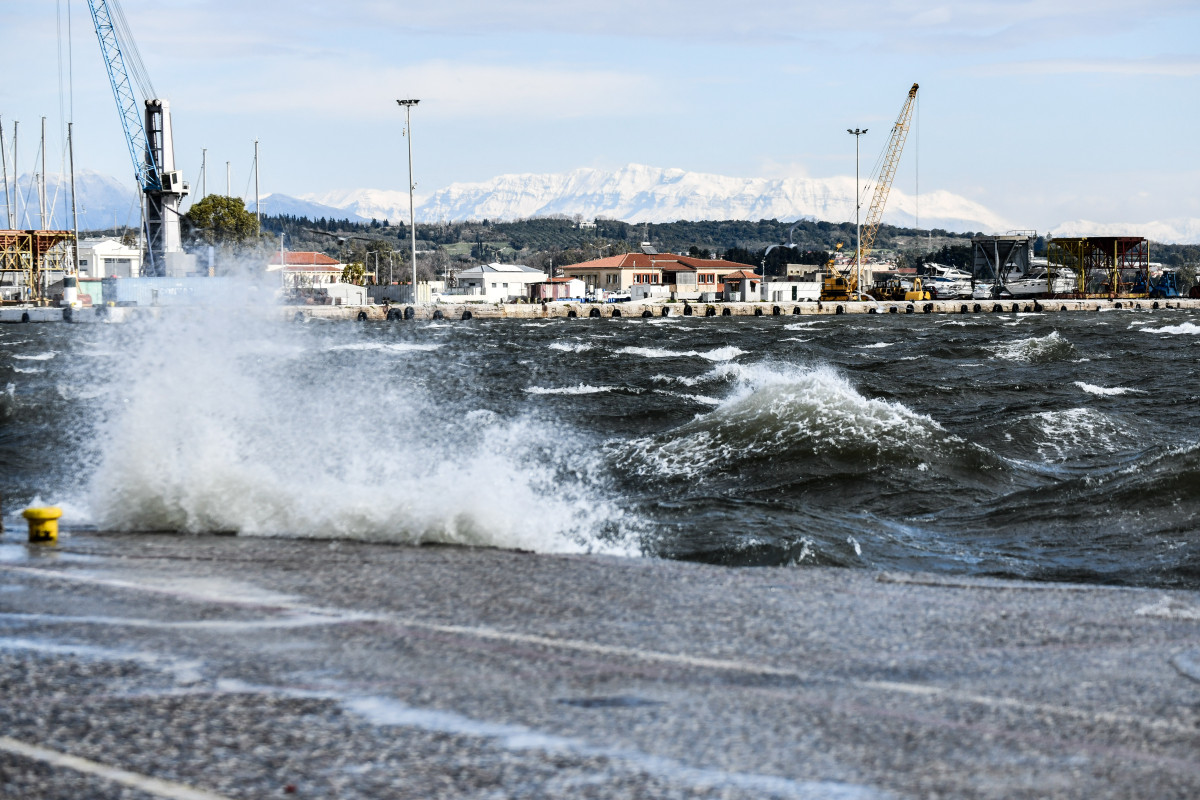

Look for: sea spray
[85,305,638,554]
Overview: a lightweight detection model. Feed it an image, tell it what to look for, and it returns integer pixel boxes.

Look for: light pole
[847,127,867,299]
[397,99,420,302]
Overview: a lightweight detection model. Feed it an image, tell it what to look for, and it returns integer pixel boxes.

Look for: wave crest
[621,363,952,479]
[989,331,1075,363]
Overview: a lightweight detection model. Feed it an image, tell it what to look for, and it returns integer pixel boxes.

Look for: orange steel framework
[0,230,76,304]
[1046,236,1148,298]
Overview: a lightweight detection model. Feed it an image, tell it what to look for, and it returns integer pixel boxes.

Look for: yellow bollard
[22,507,62,544]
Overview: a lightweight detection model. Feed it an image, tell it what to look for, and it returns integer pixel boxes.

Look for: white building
[266,251,345,287]
[77,238,143,279]
[455,263,547,302]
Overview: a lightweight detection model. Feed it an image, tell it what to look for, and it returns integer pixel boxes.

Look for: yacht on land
[1004,267,1078,298]
[924,263,973,299]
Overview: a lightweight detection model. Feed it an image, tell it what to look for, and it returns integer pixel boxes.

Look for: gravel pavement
[1,531,1198,799]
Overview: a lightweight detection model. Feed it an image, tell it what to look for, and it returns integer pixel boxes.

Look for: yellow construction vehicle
[905,276,932,301]
[867,276,930,302]
[822,83,919,302]
[821,244,853,301]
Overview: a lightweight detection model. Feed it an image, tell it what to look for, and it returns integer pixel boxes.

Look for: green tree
[184,195,259,250]
[342,262,366,285]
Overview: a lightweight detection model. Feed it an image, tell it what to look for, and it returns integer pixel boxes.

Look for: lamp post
[847,127,867,299]
[397,99,420,303]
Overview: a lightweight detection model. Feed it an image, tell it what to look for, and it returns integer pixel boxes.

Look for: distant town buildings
[455,262,547,302]
[267,251,345,287]
[561,253,750,298]
[77,237,143,279]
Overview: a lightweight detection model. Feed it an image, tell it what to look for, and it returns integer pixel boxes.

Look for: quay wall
[286,297,1200,322]
[4,297,1200,324]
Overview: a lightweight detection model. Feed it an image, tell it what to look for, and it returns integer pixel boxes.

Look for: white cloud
[184,59,654,120]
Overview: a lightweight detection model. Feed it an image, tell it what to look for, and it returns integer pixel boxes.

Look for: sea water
[2,304,1198,588]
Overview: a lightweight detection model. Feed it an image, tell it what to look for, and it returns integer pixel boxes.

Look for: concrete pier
[4,297,1197,324]
[288,297,1200,322]
[1,531,1198,799]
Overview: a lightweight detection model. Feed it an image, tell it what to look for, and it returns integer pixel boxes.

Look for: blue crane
[86,0,189,275]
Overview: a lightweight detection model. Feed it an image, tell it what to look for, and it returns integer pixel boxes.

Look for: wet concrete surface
[1,530,1199,799]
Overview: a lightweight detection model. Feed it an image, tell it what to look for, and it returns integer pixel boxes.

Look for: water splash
[85,306,639,555]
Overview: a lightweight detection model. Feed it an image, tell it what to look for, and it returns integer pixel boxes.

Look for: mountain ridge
[12,167,1200,244]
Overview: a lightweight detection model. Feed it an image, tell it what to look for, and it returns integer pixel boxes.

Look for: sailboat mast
[0,117,11,228]
[40,117,47,230]
[254,139,260,233]
[69,122,79,272]
[13,121,19,228]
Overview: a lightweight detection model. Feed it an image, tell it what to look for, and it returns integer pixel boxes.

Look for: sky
[2,0,1198,232]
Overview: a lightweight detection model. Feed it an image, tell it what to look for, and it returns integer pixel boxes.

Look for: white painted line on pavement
[0,736,235,800]
[5,564,1195,737]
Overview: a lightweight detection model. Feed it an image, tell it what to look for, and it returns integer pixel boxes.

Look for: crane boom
[86,0,159,192]
[855,83,918,266]
[87,0,189,276]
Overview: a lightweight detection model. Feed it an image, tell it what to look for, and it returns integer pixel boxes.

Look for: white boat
[1004,267,1077,298]
[925,263,973,299]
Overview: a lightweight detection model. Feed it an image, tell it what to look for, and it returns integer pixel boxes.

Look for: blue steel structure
[87,0,191,276]
[85,0,161,193]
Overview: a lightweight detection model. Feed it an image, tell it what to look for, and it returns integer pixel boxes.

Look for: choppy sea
[2,306,1198,588]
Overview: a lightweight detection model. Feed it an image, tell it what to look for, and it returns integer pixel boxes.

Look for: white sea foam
[1026,407,1129,461]
[784,321,825,330]
[651,374,712,388]
[618,345,744,361]
[856,342,894,349]
[13,366,44,374]
[989,331,1074,362]
[525,384,614,395]
[548,342,593,353]
[653,389,721,406]
[626,362,948,478]
[84,308,638,556]
[12,351,56,361]
[1141,322,1200,335]
[1074,382,1144,396]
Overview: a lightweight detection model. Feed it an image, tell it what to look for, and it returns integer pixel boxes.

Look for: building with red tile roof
[561,252,750,294]
[266,251,345,287]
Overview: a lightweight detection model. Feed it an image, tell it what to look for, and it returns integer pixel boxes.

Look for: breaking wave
[1141,322,1200,335]
[619,362,963,481]
[1074,382,1144,397]
[525,384,614,395]
[617,345,744,361]
[989,331,1075,362]
[84,310,639,555]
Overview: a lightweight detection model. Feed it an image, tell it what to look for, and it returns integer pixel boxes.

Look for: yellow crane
[822,83,920,302]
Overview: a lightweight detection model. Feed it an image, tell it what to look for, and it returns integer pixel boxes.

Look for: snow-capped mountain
[257,193,359,222]
[5,170,141,232]
[296,188,414,224]
[22,167,1200,243]
[412,163,1013,233]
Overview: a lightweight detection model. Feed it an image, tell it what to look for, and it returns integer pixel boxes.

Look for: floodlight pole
[397,99,420,302]
[847,127,867,298]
